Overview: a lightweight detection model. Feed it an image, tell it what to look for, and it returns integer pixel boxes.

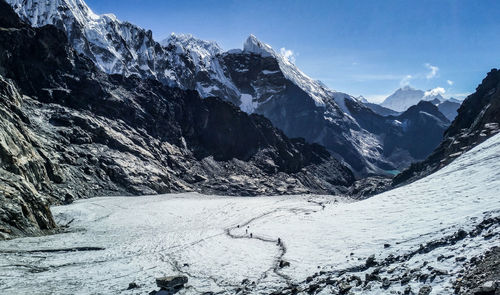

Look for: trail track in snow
[224,197,338,289]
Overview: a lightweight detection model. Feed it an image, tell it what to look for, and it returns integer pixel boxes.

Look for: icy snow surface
[1,138,500,294]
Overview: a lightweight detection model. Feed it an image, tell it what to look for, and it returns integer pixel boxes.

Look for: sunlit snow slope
[0,134,499,294]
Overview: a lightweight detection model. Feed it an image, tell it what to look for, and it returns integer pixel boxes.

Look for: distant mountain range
[394,68,500,186]
[380,86,446,112]
[368,86,462,121]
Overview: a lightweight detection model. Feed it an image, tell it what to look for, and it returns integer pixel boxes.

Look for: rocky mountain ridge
[5,0,452,176]
[0,1,354,239]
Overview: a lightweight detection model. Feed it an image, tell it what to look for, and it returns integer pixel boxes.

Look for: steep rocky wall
[0,76,56,238]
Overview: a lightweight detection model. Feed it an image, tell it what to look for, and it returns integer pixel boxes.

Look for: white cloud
[400,75,412,87]
[424,87,446,97]
[425,63,439,79]
[280,47,296,63]
[447,80,454,85]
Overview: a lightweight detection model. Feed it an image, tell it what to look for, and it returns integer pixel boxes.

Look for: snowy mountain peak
[400,85,416,91]
[423,90,445,102]
[243,34,274,57]
[357,95,369,103]
[381,87,425,112]
[7,0,98,27]
[382,85,452,112]
[5,0,443,175]
[163,33,223,59]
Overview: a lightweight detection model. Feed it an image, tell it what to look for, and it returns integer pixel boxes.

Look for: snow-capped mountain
[4,0,451,175]
[6,0,181,85]
[380,86,446,112]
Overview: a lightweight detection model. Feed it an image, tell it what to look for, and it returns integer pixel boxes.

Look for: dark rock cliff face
[437,100,461,121]
[393,69,500,186]
[0,3,354,239]
[221,52,383,174]
[364,103,400,117]
[0,76,57,238]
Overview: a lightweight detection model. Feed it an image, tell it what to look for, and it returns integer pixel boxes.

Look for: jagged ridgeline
[5,0,450,175]
[0,0,355,239]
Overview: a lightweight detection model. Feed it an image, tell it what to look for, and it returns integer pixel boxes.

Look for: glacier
[0,132,499,294]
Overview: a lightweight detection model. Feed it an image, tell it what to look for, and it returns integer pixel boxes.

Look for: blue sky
[86,0,499,102]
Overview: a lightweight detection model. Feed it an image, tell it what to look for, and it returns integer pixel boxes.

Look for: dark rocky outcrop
[0,75,56,238]
[0,0,354,239]
[454,247,500,295]
[394,69,500,186]
[348,176,392,199]
[364,103,400,117]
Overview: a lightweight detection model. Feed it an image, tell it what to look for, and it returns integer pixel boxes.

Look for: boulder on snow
[156,276,188,289]
[365,255,377,267]
[279,260,290,268]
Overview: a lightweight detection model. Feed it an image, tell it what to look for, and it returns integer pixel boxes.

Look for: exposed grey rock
[418,285,432,295]
[474,281,497,295]
[382,277,391,289]
[365,255,377,267]
[454,246,500,295]
[348,176,392,199]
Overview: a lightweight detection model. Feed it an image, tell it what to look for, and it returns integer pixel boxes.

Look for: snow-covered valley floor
[1,134,500,294]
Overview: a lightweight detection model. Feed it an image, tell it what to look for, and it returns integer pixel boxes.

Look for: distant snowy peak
[423,92,445,102]
[243,34,274,57]
[381,86,449,112]
[380,86,425,112]
[357,95,369,103]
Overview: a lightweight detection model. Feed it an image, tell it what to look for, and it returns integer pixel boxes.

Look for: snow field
[0,134,499,294]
